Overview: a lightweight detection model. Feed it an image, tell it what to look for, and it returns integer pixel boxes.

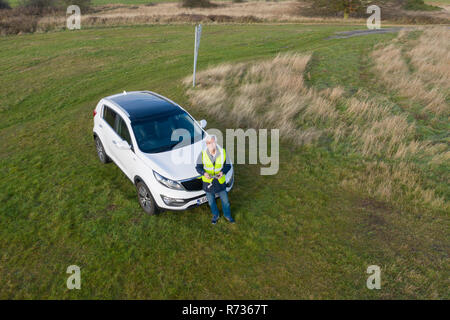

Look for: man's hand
[217,171,223,178]
[204,173,211,179]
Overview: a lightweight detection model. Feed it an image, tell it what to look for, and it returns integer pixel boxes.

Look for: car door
[100,105,119,164]
[112,114,137,180]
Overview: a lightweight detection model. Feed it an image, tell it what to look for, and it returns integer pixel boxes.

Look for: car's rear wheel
[136,181,157,215]
[95,136,110,164]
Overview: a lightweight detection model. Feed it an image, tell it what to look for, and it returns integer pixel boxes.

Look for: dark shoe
[212,218,219,225]
[225,217,235,223]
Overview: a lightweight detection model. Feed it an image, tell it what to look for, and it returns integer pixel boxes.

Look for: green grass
[425,0,450,4]
[405,0,442,10]
[0,24,448,299]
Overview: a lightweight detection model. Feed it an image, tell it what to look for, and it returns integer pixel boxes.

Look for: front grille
[181,178,203,191]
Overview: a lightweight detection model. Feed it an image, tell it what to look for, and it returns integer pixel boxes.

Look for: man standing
[196,135,235,225]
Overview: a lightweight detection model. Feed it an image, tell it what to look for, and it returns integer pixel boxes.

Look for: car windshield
[131,110,204,153]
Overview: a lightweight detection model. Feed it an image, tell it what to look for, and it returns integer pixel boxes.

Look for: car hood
[139,140,205,181]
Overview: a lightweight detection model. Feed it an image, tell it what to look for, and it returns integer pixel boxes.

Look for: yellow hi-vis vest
[201,148,226,184]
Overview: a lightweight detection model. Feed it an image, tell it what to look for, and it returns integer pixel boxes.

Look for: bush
[0,8,39,35]
[19,0,91,12]
[403,0,440,11]
[303,0,371,18]
[60,0,92,12]
[0,0,92,35]
[0,0,11,9]
[180,0,217,8]
[19,0,57,9]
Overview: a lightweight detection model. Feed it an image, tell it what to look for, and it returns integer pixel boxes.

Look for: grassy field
[426,0,450,4]
[7,0,176,7]
[0,24,448,299]
[6,0,450,7]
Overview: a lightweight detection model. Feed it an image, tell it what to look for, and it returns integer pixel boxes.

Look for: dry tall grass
[184,46,448,210]
[3,1,449,35]
[185,53,334,145]
[409,27,450,91]
[185,54,432,160]
[371,27,450,116]
[340,160,445,209]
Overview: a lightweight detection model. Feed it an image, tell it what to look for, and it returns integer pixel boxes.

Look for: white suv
[92,91,234,215]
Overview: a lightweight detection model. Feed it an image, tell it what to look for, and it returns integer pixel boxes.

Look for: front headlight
[153,171,184,190]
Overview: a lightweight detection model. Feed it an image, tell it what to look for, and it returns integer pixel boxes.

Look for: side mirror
[115,140,131,150]
[199,119,207,129]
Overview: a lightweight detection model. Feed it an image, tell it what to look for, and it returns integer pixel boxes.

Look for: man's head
[205,135,217,154]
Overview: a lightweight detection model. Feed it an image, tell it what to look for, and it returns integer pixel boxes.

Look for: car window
[103,106,116,128]
[116,115,132,147]
[131,110,203,153]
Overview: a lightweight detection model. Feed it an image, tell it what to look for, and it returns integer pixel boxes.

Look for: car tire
[136,181,158,215]
[95,136,111,164]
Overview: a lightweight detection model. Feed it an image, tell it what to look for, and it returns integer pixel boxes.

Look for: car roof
[105,91,181,121]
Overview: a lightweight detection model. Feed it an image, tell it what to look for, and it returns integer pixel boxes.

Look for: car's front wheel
[136,181,157,215]
[95,136,110,164]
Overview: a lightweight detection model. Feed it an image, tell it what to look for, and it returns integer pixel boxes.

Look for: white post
[193,24,202,87]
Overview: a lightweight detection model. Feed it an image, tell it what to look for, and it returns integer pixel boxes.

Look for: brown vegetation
[2,1,449,35]
[181,0,217,8]
[371,27,449,116]
[298,0,450,23]
[184,28,449,210]
[0,7,62,35]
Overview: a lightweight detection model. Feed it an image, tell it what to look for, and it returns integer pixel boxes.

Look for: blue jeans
[205,190,231,221]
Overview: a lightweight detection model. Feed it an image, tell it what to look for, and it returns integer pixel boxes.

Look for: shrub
[180,0,217,8]
[0,8,39,35]
[403,0,440,11]
[303,0,371,18]
[19,0,57,9]
[19,0,91,11]
[60,0,92,12]
[0,0,11,9]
